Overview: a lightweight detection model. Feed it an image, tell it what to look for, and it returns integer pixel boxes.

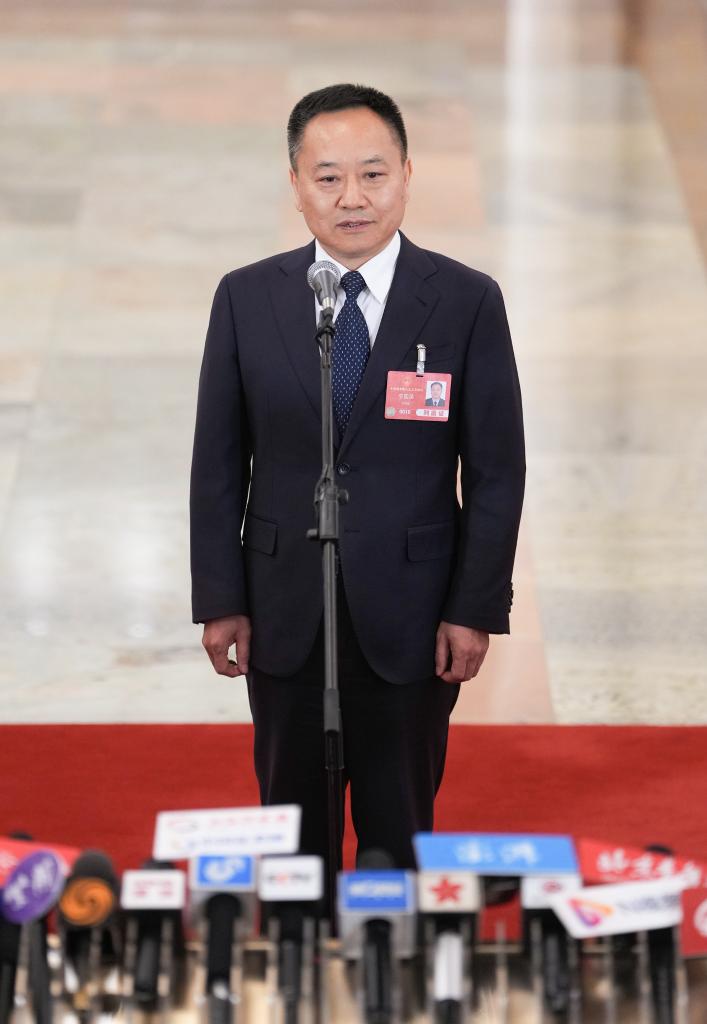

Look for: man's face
[431,384,442,400]
[289,106,412,270]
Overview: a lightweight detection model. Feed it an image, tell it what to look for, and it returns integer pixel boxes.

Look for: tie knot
[340,270,367,300]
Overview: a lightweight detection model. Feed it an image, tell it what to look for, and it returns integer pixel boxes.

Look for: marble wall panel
[1,0,706,723]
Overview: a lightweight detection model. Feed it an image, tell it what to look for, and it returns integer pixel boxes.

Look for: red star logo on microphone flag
[418,870,481,913]
[430,876,463,904]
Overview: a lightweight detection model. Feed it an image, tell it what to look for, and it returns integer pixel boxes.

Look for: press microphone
[0,830,34,1024]
[306,260,340,313]
[189,854,257,1023]
[520,874,582,1016]
[121,859,186,1010]
[644,844,677,1024]
[57,849,120,994]
[418,869,481,1024]
[359,851,395,1024]
[1,844,67,1024]
[258,855,324,1024]
[338,849,417,1024]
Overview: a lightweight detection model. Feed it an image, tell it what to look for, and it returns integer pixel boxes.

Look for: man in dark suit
[425,381,446,407]
[190,84,525,869]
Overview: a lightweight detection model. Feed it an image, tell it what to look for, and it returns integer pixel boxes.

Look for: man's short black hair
[287,83,408,170]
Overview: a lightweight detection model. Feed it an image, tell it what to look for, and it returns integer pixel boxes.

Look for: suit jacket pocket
[401,341,456,370]
[243,512,278,555]
[422,341,455,363]
[407,521,455,562]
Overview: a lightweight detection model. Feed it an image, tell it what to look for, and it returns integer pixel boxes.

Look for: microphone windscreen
[357,849,395,871]
[206,893,241,986]
[645,843,674,857]
[484,877,520,907]
[306,260,340,292]
[69,850,117,883]
[278,904,304,944]
[134,925,161,999]
[59,850,118,928]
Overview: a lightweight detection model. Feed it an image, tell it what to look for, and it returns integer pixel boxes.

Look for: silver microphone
[306,260,340,311]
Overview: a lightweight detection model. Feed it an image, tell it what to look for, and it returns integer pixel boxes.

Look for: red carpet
[2,724,706,872]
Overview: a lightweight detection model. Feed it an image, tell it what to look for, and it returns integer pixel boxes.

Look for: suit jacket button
[337,462,351,476]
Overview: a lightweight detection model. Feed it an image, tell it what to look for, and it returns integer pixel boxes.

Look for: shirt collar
[314,230,401,304]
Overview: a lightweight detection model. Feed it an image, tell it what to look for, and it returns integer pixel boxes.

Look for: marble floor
[1,0,706,724]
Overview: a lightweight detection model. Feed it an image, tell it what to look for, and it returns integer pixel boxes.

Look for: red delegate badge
[385,371,452,421]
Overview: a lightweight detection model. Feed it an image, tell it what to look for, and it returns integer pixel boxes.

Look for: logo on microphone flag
[339,871,415,913]
[1,850,66,924]
[521,874,583,909]
[550,877,685,939]
[568,897,614,928]
[153,805,301,859]
[121,869,186,910]
[190,854,255,892]
[432,877,462,903]
[258,856,323,902]
[418,870,481,913]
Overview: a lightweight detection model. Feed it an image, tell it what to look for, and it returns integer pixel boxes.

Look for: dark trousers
[245,573,460,869]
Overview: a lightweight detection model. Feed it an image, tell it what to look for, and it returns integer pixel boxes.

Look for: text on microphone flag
[414,832,578,875]
[578,836,707,888]
[1,849,66,924]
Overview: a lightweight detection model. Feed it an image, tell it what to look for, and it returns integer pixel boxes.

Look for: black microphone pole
[306,262,346,933]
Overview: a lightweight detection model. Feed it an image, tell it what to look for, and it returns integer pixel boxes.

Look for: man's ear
[289,167,303,212]
[403,157,412,203]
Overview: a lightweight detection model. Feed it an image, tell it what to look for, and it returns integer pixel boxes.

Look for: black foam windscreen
[357,848,395,872]
[206,893,241,987]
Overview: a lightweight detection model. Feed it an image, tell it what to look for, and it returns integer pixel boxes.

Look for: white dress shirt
[313,230,401,348]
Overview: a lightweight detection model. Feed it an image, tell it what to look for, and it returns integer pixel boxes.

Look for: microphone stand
[307,305,346,934]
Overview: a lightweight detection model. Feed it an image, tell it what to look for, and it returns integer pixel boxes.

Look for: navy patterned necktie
[332,270,370,438]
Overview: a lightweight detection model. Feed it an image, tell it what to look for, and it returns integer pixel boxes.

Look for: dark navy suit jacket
[190,232,525,684]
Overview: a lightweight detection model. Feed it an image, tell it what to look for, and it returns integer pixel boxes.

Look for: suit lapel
[267,233,440,458]
[337,233,440,460]
[268,239,342,449]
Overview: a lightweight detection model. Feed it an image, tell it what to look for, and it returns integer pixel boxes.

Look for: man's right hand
[202,615,251,677]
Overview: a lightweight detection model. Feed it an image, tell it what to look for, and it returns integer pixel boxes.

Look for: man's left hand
[435,621,489,683]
